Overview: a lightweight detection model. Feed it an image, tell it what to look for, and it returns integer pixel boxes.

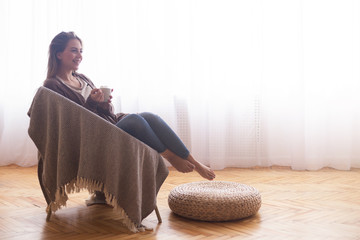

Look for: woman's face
[57,39,82,72]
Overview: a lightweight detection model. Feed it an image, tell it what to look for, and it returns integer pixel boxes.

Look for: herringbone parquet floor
[0,165,359,240]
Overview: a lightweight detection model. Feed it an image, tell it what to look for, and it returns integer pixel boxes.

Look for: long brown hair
[47,31,82,79]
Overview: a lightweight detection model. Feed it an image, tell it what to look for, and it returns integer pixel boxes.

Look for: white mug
[100,86,111,102]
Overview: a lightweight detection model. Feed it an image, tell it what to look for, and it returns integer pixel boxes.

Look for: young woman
[44,32,216,185]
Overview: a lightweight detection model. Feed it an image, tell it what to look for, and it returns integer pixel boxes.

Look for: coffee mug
[100,86,112,102]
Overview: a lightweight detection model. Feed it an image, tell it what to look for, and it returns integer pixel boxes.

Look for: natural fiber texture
[168,181,261,221]
[28,87,169,232]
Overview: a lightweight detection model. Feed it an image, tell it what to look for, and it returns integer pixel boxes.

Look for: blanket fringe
[48,177,140,233]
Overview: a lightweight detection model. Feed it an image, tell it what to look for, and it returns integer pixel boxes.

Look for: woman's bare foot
[187,154,216,180]
[161,150,195,173]
[161,150,215,180]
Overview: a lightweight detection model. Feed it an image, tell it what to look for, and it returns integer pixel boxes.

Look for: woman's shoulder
[43,77,70,97]
[43,76,61,88]
[43,75,84,104]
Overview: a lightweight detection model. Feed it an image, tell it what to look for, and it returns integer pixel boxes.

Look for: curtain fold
[1,0,359,170]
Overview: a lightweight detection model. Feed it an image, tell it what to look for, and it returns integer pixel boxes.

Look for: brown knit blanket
[27,87,169,232]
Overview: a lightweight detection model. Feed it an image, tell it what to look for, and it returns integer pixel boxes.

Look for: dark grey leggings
[115,112,190,159]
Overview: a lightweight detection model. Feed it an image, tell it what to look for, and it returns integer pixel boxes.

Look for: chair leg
[155,206,162,223]
[46,205,52,221]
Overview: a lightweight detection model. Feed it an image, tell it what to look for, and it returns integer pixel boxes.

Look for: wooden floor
[0,165,359,240]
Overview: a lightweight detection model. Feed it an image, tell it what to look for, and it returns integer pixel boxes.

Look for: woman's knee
[139,112,162,124]
[116,114,147,132]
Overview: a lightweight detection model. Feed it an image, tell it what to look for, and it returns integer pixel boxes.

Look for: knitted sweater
[43,72,125,124]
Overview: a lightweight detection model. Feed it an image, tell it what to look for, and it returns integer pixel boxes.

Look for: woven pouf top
[168,181,261,221]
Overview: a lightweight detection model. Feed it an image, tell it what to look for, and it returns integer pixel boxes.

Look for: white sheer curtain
[1,0,360,170]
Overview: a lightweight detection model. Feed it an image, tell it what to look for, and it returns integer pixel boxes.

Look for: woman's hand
[90,88,114,113]
[90,88,104,102]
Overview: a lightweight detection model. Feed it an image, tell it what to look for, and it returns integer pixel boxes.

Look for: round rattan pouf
[168,181,261,221]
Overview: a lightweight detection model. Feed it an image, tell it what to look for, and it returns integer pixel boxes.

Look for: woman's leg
[139,112,215,180]
[116,114,195,173]
[139,112,189,159]
[116,114,166,153]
